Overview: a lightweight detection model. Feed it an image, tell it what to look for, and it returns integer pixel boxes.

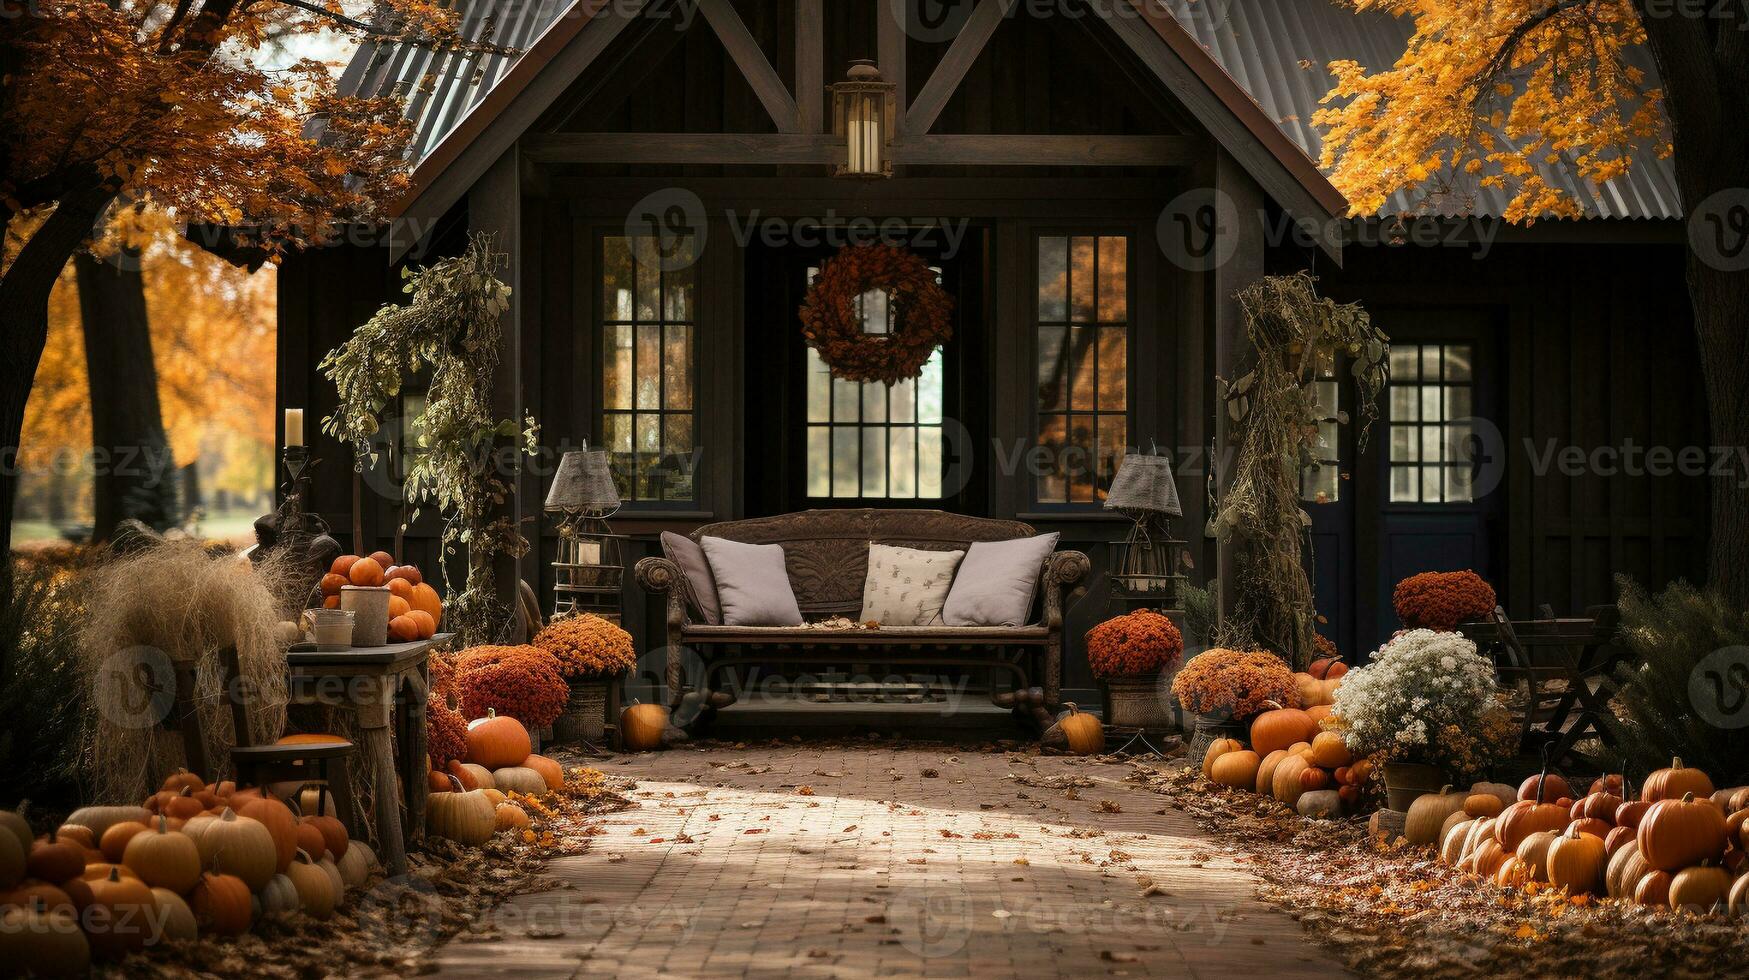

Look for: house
[278,0,1705,707]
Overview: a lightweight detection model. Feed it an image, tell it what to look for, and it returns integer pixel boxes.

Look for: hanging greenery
[1216,273,1389,667]
[319,233,539,646]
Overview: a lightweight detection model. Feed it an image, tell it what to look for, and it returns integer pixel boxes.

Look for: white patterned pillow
[858,543,965,626]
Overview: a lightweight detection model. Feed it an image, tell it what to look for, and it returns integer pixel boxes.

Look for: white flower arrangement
[1330,628,1511,775]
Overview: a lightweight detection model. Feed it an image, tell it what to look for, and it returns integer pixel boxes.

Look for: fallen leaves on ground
[101,750,637,979]
[1130,763,1749,978]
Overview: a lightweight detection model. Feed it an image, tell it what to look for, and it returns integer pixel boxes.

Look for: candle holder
[252,445,340,601]
[545,448,626,621]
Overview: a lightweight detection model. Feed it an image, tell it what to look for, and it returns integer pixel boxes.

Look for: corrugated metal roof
[1163,0,1681,219]
[338,0,577,162]
[339,0,1679,221]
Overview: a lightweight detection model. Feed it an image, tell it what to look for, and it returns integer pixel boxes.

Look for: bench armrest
[635,556,691,708]
[1040,550,1090,630]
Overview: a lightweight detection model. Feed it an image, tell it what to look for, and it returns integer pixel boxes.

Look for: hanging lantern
[1104,451,1187,605]
[830,60,895,178]
[544,447,628,621]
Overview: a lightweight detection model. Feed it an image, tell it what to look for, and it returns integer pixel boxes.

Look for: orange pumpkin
[465,709,532,768]
[388,595,412,619]
[368,550,395,567]
[409,582,444,624]
[1603,824,1636,857]
[1496,800,1568,851]
[1634,869,1672,906]
[320,573,349,597]
[1615,799,1653,829]
[521,754,565,792]
[387,564,423,586]
[388,578,415,601]
[1517,772,1572,803]
[1641,757,1714,802]
[1637,792,1727,871]
[349,557,385,587]
[1573,791,1622,822]
[189,872,252,935]
[407,609,438,640]
[330,555,360,577]
[236,797,298,873]
[77,868,155,956]
[388,614,420,643]
[1567,817,1612,838]
[1249,702,1316,756]
[26,831,85,884]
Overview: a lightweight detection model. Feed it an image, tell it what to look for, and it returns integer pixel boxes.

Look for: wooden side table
[285,633,453,875]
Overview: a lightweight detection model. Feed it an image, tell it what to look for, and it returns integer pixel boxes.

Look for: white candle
[285,408,305,447]
[577,539,601,565]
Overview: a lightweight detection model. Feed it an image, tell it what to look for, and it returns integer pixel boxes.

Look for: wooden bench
[635,509,1088,733]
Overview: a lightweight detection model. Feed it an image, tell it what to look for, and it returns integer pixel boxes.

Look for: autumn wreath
[798,243,953,385]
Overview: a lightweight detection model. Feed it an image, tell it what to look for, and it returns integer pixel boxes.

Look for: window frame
[587,224,721,516]
[1385,341,1478,505]
[1027,228,1139,512]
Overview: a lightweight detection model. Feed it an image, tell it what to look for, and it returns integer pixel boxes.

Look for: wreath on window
[798,243,954,386]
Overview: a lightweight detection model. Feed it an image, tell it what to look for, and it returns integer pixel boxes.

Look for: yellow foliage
[1313,0,1671,221]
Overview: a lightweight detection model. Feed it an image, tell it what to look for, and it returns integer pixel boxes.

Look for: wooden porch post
[1212,149,1266,626]
[468,147,527,632]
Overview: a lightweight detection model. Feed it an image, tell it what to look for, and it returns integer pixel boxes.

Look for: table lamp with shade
[1104,450,1186,605]
[545,447,628,620]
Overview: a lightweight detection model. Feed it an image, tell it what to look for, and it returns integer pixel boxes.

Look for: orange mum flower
[426,692,468,768]
[1085,610,1184,680]
[456,644,569,729]
[532,614,636,680]
[1393,570,1496,632]
[1169,648,1300,718]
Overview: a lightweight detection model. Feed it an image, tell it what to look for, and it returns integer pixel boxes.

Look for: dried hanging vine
[1216,273,1389,666]
[319,233,539,646]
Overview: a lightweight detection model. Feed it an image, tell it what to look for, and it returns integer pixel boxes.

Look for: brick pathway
[427,746,1348,979]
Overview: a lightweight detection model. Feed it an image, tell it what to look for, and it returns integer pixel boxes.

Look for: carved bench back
[691,509,1036,617]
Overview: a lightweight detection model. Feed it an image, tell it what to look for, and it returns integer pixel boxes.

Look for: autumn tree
[0,0,481,571]
[1314,0,1749,603]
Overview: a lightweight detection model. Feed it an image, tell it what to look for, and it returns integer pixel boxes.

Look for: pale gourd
[63,805,152,840]
[317,856,345,906]
[490,766,549,797]
[258,873,301,916]
[1468,782,1517,811]
[183,808,277,890]
[1440,817,1476,865]
[335,840,378,891]
[1297,790,1342,820]
[286,850,336,920]
[149,887,199,942]
[426,776,496,846]
[495,802,532,832]
[1404,786,1467,846]
[1515,830,1561,882]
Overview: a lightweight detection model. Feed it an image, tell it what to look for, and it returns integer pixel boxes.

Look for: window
[804,268,946,499]
[1300,364,1341,504]
[1036,235,1128,503]
[1388,343,1474,503]
[601,235,696,503]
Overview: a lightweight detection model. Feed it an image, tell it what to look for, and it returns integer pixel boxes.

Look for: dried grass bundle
[79,537,292,802]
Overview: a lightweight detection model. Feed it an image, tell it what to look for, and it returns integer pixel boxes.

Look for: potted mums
[532,614,637,741]
[1169,647,1301,759]
[1086,610,1185,729]
[1327,628,1516,809]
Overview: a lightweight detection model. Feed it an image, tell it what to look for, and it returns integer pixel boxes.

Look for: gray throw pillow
[859,543,965,626]
[941,533,1060,627]
[699,536,804,627]
[660,531,722,625]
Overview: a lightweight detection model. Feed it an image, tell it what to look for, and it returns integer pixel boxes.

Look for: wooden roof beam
[522,132,1200,166]
[900,0,1015,137]
[696,0,799,134]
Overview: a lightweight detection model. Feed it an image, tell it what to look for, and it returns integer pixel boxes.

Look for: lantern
[830,60,895,178]
[544,447,628,620]
[1104,451,1187,605]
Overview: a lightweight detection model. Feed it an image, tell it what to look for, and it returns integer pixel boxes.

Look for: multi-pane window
[1300,366,1341,504]
[602,235,696,502]
[1036,235,1128,504]
[1388,343,1475,503]
[804,268,946,499]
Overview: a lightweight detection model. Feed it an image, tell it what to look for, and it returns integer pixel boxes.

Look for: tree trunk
[74,247,178,540]
[1635,3,1749,605]
[0,187,113,582]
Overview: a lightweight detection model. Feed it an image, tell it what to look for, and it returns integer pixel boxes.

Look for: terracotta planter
[554,679,607,742]
[1383,761,1450,812]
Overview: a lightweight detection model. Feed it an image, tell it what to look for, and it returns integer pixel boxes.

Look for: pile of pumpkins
[0,771,380,974]
[1424,756,1749,917]
[319,551,444,642]
[427,709,564,845]
[1200,699,1371,819]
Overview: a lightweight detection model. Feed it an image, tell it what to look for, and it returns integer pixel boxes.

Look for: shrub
[1605,576,1749,786]
[1392,570,1496,632]
[1085,610,1184,679]
[1170,648,1299,718]
[531,614,635,680]
[0,560,90,809]
[1328,628,1514,779]
[455,644,568,729]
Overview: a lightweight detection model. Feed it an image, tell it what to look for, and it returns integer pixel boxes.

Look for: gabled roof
[337,0,1680,238]
[1163,0,1680,220]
